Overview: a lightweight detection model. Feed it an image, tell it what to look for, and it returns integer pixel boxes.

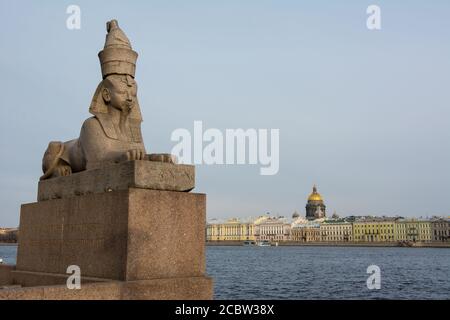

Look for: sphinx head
[89,74,142,122]
[101,74,137,113]
[89,20,142,122]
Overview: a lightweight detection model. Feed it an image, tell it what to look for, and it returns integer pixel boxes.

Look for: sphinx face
[104,74,138,113]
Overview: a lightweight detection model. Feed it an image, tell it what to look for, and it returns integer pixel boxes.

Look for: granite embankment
[206,241,450,248]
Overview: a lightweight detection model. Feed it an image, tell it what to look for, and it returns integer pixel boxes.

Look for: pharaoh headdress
[89,20,143,141]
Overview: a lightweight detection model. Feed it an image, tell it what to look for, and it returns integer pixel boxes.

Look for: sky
[1,0,450,226]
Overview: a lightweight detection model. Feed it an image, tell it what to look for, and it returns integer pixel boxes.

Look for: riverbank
[4,241,449,248]
[206,241,450,248]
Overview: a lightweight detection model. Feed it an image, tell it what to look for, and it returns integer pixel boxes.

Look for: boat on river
[256,240,271,247]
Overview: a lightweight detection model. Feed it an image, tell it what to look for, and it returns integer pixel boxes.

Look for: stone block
[11,270,112,287]
[120,277,213,300]
[0,281,122,300]
[0,276,213,300]
[17,188,206,281]
[0,265,14,286]
[37,160,195,201]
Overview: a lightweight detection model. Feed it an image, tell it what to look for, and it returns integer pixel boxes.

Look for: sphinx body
[41,20,173,180]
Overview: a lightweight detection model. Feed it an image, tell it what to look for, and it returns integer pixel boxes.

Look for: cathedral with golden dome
[305,185,326,220]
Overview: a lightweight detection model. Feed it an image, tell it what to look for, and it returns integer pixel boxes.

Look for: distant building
[430,218,449,242]
[206,195,448,244]
[395,219,432,242]
[206,218,257,241]
[255,216,291,242]
[353,218,396,242]
[320,220,353,242]
[291,218,321,242]
[305,185,326,220]
[0,228,18,243]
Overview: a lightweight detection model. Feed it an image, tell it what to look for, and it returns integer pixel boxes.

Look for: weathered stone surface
[120,277,213,300]
[18,188,206,281]
[17,191,129,278]
[0,281,122,300]
[126,189,206,281]
[37,160,195,201]
[0,277,213,300]
[11,270,112,288]
[0,265,14,286]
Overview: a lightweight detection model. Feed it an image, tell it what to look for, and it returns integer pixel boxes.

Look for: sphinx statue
[41,20,175,180]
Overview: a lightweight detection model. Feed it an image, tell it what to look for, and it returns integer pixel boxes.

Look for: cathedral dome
[305,185,326,220]
[307,185,323,202]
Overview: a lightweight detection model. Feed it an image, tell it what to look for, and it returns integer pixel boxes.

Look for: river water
[2,245,449,299]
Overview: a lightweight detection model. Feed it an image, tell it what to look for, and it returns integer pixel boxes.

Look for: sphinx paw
[57,165,72,177]
[148,153,178,164]
[126,149,145,161]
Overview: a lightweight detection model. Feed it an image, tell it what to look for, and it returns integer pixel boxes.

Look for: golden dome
[308,185,323,202]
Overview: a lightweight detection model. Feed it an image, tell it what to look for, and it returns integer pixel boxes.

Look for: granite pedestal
[0,161,213,300]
